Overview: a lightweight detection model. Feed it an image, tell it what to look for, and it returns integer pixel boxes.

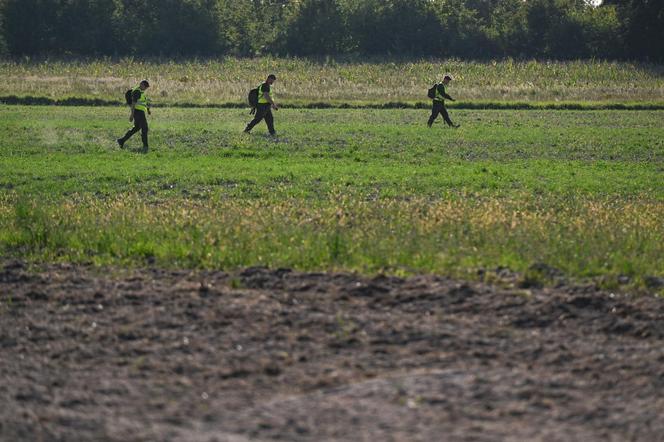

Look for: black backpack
[248,87,259,111]
[124,88,133,105]
[427,84,438,99]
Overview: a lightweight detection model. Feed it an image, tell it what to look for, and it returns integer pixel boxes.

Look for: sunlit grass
[1,58,663,105]
[2,193,662,285]
[0,105,661,285]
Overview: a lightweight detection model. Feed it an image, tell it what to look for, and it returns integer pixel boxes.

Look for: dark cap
[140,79,150,87]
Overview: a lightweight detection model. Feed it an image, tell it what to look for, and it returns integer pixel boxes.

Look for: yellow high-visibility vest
[258,83,272,104]
[133,86,149,111]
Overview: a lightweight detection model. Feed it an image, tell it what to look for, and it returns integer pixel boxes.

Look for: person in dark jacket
[244,74,278,136]
[428,74,459,128]
[117,80,151,152]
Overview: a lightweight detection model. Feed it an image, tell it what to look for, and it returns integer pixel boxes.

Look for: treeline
[0,0,662,60]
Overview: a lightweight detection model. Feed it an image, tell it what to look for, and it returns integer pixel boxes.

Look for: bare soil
[1,261,663,441]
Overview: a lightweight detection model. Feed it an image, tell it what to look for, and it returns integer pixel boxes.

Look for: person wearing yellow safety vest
[244,74,278,136]
[117,80,151,152]
[427,74,460,129]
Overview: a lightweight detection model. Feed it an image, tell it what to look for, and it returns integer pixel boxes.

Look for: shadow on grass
[2,95,664,110]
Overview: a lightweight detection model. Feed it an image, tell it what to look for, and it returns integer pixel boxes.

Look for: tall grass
[2,194,662,284]
[1,58,663,105]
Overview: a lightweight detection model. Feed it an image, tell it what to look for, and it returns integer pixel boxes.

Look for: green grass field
[1,105,662,288]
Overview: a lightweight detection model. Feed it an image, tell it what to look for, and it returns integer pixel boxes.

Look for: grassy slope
[0,106,662,285]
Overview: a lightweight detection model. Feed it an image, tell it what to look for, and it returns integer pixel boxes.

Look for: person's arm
[263,84,278,110]
[438,84,454,101]
[438,83,454,101]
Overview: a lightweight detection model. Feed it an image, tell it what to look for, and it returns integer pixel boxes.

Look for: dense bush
[0,0,661,60]
[0,8,6,57]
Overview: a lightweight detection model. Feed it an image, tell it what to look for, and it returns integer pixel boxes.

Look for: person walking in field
[427,74,460,128]
[244,74,279,136]
[117,80,151,152]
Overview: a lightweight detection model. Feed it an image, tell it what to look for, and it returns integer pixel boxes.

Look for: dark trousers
[428,100,453,126]
[120,110,148,147]
[245,104,275,135]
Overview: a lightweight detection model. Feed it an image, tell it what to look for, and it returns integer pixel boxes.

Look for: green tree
[521,0,590,58]
[282,0,347,55]
[619,0,664,60]
[214,0,255,56]
[116,0,222,56]
[434,0,495,58]
[0,0,654,59]
[486,0,530,57]
[575,3,622,58]
[246,0,294,56]
[0,0,7,57]
[342,0,442,56]
[56,0,118,55]
[2,0,59,55]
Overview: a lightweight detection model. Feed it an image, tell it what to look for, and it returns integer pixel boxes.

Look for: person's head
[139,80,150,90]
[266,74,277,85]
[442,74,453,85]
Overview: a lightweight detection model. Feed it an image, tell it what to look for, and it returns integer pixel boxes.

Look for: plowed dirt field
[1,261,663,441]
